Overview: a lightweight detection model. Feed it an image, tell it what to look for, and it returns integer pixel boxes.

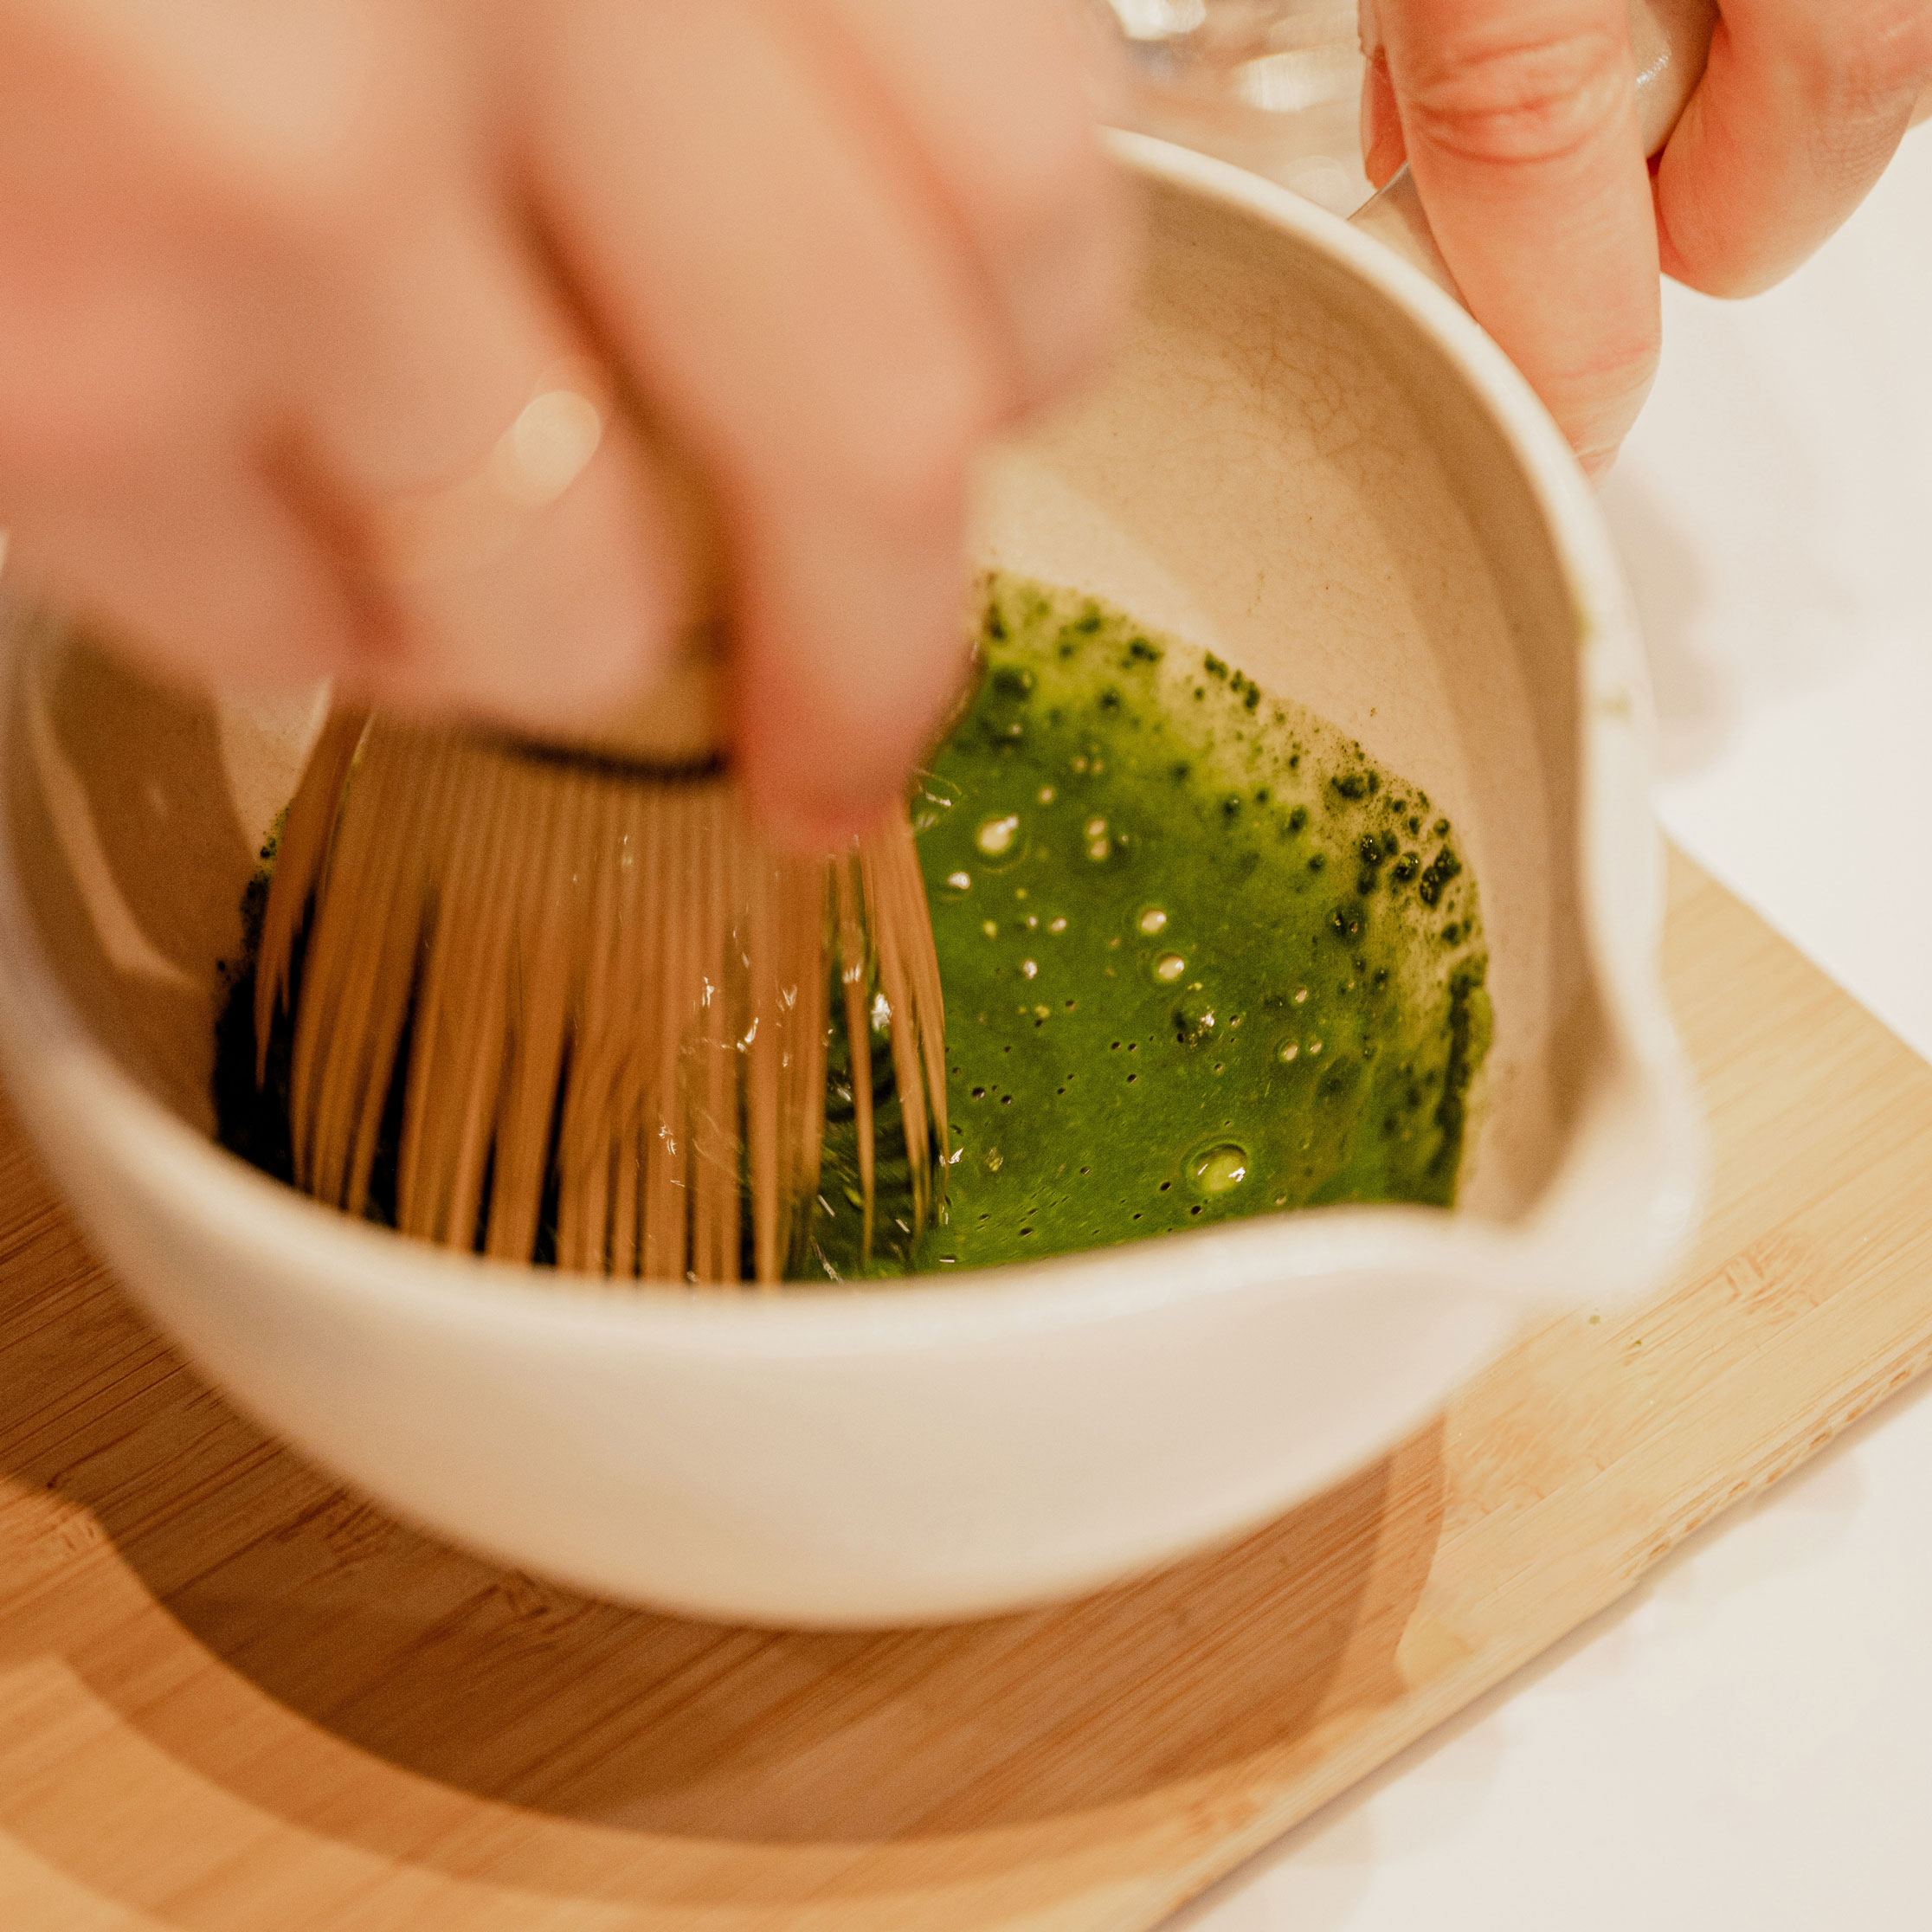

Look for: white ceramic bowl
[0,138,1702,1626]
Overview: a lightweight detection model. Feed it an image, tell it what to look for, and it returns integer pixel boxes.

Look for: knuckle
[1399,23,1630,171]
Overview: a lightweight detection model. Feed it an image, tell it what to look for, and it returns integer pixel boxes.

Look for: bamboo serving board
[5,848,1932,1932]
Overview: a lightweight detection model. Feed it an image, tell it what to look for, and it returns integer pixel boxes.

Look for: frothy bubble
[1154,953,1186,983]
[976,814,1020,858]
[1279,1041,1299,1063]
[1138,907,1169,936]
[1189,1143,1249,1195]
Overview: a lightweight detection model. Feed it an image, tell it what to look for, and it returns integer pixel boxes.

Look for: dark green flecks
[214,571,1491,1285]
[1416,844,1463,908]
[1173,985,1218,1047]
[873,571,1491,1274]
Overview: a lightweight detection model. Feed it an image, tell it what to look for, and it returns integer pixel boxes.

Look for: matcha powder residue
[809,573,1491,1275]
[215,573,1492,1285]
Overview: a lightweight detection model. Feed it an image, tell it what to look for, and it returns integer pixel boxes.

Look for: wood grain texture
[3,848,1932,1932]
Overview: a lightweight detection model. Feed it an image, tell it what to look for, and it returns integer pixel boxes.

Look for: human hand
[0,1,1130,845]
[1359,0,1932,475]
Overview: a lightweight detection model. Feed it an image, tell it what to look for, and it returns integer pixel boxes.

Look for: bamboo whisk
[251,670,949,1285]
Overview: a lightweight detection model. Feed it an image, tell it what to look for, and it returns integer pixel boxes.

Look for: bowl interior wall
[977,176,1596,1218]
[3,173,1600,1230]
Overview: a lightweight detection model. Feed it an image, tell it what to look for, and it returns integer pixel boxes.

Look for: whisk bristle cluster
[254,710,946,1285]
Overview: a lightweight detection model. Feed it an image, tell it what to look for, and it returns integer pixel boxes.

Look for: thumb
[1373,0,1661,473]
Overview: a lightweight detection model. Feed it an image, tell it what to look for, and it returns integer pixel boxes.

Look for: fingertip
[735,586,972,857]
[1377,0,1662,479]
[1563,351,1654,483]
[1560,351,1652,467]
[740,684,956,856]
[748,785,899,860]
[1648,7,1932,304]
[1361,54,1407,190]
[738,718,916,855]
[1578,446,1619,487]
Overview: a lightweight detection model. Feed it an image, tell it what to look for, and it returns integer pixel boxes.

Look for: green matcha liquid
[806,574,1490,1278]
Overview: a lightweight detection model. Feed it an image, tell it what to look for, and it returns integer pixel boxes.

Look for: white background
[1175,125,1932,1932]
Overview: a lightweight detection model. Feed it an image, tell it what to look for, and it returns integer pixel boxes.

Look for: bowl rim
[0,134,1702,1356]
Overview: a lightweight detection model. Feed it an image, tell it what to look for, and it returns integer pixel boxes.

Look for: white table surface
[1175,126,1932,1932]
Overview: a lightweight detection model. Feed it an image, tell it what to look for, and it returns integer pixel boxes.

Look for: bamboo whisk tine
[253,709,946,1285]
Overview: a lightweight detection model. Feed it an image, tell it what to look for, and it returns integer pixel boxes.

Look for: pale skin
[2,3,1929,844]
[0,0,1130,847]
[1362,0,1932,474]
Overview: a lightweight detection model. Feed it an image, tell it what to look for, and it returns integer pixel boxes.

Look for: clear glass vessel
[1092,0,1371,211]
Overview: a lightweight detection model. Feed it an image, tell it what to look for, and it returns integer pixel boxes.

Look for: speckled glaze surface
[0,138,1701,1626]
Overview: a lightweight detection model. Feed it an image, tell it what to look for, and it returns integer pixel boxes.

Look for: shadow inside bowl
[3,636,261,1133]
